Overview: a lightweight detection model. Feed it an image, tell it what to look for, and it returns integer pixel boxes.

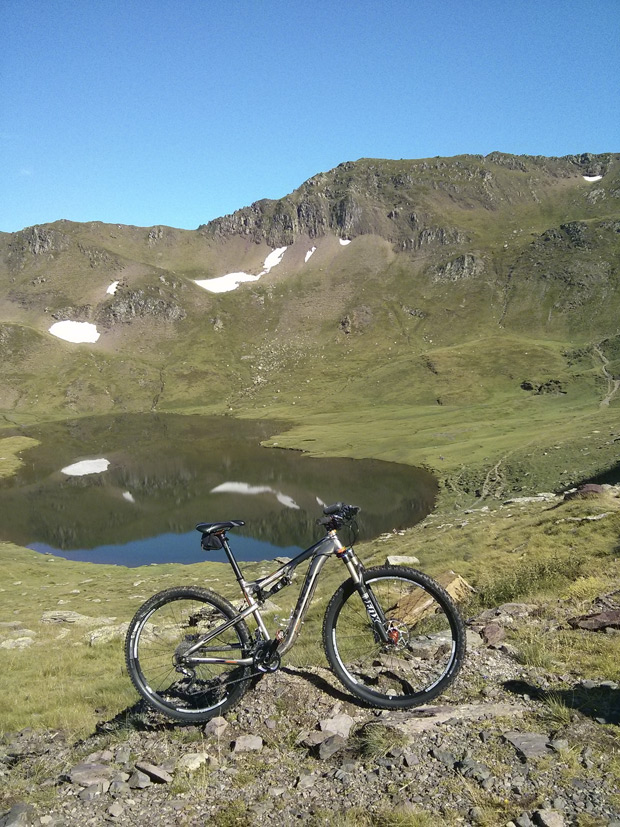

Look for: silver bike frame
[183,529,365,666]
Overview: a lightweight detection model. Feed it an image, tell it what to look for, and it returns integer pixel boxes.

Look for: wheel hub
[384,621,409,649]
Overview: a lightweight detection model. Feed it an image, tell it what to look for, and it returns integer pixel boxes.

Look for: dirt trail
[594,345,620,407]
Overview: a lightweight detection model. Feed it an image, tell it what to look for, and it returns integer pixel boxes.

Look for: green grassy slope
[0,152,619,496]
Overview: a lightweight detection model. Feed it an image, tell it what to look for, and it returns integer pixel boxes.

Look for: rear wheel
[125,586,252,723]
[323,566,465,709]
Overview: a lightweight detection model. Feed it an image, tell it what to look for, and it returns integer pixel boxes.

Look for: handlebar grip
[323,502,344,516]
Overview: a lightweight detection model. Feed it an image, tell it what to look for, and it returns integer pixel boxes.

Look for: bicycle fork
[338,548,390,644]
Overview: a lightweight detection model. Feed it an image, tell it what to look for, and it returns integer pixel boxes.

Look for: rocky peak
[199,153,618,250]
[7,226,69,268]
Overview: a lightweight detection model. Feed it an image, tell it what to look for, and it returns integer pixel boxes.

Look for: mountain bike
[125,503,466,723]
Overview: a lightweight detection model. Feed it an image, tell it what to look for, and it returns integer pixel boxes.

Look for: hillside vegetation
[1,151,619,498]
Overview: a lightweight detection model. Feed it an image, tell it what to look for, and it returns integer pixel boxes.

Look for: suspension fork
[338,548,390,643]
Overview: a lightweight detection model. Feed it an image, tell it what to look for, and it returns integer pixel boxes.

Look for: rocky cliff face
[199,152,618,249]
[97,285,187,326]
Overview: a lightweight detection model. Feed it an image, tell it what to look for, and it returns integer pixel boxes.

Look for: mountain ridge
[199,151,618,247]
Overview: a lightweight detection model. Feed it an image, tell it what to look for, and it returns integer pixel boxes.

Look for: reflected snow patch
[305,247,316,262]
[583,175,603,182]
[106,281,120,295]
[339,239,351,246]
[211,481,300,510]
[49,321,100,343]
[61,458,110,476]
[122,491,136,503]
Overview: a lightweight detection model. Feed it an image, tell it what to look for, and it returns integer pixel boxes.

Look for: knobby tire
[322,566,466,709]
[125,586,252,723]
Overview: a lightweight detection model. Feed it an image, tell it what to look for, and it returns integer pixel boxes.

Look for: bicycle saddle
[195,520,245,535]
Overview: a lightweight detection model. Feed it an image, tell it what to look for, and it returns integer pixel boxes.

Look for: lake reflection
[1,414,437,566]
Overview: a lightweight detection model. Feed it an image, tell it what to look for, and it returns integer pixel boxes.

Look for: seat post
[221,535,246,583]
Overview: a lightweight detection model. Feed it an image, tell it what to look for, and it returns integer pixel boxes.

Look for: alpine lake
[1,414,438,566]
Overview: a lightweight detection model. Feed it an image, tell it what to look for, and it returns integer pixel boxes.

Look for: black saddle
[195,520,245,535]
[195,520,245,551]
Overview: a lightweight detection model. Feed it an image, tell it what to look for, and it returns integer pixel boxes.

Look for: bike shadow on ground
[503,679,620,725]
[94,700,182,734]
[281,665,369,708]
[94,669,365,736]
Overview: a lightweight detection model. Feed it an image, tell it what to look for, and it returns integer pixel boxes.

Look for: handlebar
[317,502,360,529]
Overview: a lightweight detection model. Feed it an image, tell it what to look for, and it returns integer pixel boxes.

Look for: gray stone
[568,609,620,631]
[78,781,109,801]
[431,747,456,767]
[319,713,354,739]
[114,745,131,765]
[481,622,505,645]
[86,749,113,763]
[108,802,125,819]
[333,768,351,782]
[109,780,130,795]
[135,761,173,783]
[127,769,151,789]
[504,731,551,760]
[403,750,419,767]
[0,803,34,827]
[269,787,287,797]
[465,629,484,650]
[87,623,129,645]
[40,610,114,626]
[299,730,331,748]
[318,734,346,760]
[232,735,263,753]
[385,555,420,566]
[497,603,537,617]
[455,757,491,782]
[388,702,524,735]
[176,751,213,772]
[68,761,116,787]
[295,773,316,789]
[203,716,228,737]
[0,638,34,650]
[533,810,565,827]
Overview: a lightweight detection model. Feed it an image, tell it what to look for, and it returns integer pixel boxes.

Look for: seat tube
[221,536,246,584]
[221,537,268,636]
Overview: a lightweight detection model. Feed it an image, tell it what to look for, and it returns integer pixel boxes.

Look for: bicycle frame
[181,528,369,667]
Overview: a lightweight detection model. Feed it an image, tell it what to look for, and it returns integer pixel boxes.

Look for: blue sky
[2,0,618,233]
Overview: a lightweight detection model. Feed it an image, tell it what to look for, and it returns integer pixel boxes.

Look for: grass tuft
[351,723,409,760]
[514,630,556,670]
[540,691,574,727]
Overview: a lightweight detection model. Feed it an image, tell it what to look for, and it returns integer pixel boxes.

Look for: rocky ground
[1,597,619,827]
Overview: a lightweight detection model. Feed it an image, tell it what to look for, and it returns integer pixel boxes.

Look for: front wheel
[323,566,466,709]
[125,586,252,723]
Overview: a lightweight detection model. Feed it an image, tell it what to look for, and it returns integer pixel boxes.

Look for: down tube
[276,552,332,656]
